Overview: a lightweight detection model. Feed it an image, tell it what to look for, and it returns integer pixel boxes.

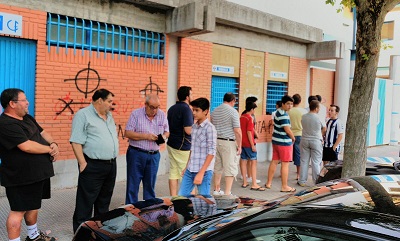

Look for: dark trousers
[72,158,117,233]
[125,147,160,204]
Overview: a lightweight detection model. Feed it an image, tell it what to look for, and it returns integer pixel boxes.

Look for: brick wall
[310,68,335,108]
[288,57,308,107]
[0,4,169,160]
[178,38,212,100]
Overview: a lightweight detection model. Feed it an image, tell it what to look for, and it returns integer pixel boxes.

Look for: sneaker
[213,190,225,195]
[297,182,306,187]
[247,177,261,184]
[25,231,56,241]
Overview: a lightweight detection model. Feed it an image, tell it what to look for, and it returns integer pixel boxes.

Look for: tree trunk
[342,0,399,178]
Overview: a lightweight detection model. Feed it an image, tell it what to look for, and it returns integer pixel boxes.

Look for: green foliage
[382,42,394,50]
[326,0,356,12]
[362,53,370,60]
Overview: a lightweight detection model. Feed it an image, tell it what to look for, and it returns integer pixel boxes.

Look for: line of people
[268,93,344,191]
[0,86,343,241]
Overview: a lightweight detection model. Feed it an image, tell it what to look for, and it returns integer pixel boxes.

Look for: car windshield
[165,209,245,241]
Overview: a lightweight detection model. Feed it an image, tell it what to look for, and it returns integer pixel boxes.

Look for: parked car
[316,157,400,183]
[73,175,400,241]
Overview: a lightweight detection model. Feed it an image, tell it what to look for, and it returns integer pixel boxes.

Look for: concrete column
[167,36,179,109]
[334,49,351,133]
[389,55,400,146]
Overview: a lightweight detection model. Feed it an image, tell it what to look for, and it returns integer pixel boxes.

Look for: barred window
[266,81,287,114]
[46,13,165,60]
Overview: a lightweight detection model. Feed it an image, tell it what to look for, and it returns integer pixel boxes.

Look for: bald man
[125,94,169,204]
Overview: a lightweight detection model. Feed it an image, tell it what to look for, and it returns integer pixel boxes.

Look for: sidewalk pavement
[0,145,398,240]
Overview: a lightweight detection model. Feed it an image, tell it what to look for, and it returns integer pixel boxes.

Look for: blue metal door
[0,36,37,115]
[210,76,238,112]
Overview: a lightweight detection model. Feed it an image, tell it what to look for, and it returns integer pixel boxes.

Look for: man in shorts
[0,88,59,241]
[323,105,344,166]
[265,95,296,192]
[167,86,194,196]
[211,93,242,196]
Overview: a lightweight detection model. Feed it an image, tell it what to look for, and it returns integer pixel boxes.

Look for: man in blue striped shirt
[265,95,296,193]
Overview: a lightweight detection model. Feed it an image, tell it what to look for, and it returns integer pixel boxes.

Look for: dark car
[74,175,400,241]
[164,175,400,241]
[316,157,400,183]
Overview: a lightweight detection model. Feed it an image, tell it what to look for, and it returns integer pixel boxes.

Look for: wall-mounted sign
[212,65,234,74]
[270,71,287,79]
[0,12,22,36]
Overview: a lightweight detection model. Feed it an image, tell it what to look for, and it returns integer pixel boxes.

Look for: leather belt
[84,154,116,163]
[129,146,159,154]
[217,137,235,142]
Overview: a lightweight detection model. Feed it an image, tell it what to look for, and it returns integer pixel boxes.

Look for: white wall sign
[0,12,23,36]
[212,65,235,74]
[270,71,287,79]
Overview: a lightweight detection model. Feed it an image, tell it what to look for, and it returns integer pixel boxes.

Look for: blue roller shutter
[0,36,37,115]
[210,76,239,112]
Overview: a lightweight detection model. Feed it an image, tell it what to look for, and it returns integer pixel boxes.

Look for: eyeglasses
[12,99,28,103]
[146,104,160,110]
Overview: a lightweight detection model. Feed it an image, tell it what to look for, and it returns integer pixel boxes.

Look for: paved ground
[0,145,398,240]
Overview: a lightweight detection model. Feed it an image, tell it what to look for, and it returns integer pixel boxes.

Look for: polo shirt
[70,104,119,159]
[210,103,240,139]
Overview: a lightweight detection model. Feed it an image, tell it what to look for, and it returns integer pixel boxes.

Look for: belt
[129,146,159,154]
[217,137,235,142]
[84,154,116,163]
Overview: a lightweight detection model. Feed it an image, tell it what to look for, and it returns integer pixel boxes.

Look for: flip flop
[241,184,249,188]
[250,187,266,191]
[280,188,296,193]
[264,184,271,189]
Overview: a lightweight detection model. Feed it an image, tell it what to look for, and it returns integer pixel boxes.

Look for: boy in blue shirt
[178,98,217,197]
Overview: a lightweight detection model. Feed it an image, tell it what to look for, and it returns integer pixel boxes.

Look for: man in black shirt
[0,88,59,241]
[167,86,193,196]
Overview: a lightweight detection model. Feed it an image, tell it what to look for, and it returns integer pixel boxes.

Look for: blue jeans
[293,136,301,166]
[125,147,160,204]
[178,169,213,197]
[299,139,323,184]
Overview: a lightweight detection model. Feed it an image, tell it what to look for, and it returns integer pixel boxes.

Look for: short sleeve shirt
[167,102,193,151]
[187,119,217,172]
[240,113,254,148]
[288,107,307,136]
[210,103,240,139]
[272,109,292,146]
[324,118,344,148]
[0,114,54,187]
[70,104,119,159]
[301,112,326,141]
[126,107,169,151]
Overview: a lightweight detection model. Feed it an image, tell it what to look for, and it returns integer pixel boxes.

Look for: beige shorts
[214,139,239,176]
[168,145,190,179]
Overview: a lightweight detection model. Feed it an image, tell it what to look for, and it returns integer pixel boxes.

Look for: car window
[223,226,371,241]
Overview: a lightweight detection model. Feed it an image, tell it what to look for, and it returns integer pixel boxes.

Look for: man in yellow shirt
[288,94,306,180]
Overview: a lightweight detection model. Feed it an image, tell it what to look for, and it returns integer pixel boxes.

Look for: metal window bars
[46,13,165,62]
[266,81,288,114]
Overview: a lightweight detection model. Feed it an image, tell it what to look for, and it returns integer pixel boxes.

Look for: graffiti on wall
[53,62,165,139]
